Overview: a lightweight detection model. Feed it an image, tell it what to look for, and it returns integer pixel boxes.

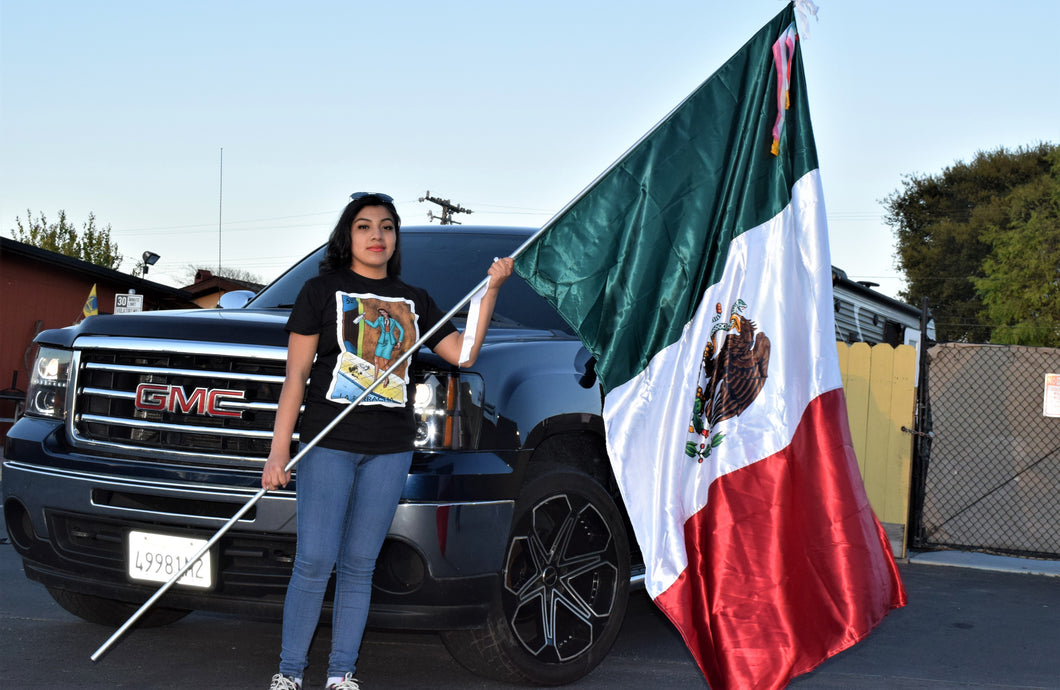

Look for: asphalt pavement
[1,508,1058,688]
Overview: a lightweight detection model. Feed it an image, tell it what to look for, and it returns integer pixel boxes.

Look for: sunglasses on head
[350,192,394,203]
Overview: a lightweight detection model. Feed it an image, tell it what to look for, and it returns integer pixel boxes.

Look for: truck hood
[39,308,293,349]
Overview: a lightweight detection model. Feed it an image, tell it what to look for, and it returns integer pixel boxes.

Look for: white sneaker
[269,674,302,690]
[325,673,360,690]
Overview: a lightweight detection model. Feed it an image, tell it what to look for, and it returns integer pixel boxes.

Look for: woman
[262,192,512,690]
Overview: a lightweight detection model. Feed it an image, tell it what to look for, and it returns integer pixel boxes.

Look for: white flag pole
[91,87,671,661]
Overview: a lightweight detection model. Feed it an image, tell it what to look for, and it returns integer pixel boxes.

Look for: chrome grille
[70,337,292,466]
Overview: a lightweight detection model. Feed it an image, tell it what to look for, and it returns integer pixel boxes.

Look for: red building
[0,237,197,437]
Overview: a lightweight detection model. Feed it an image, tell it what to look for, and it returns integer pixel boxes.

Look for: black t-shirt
[286,268,456,453]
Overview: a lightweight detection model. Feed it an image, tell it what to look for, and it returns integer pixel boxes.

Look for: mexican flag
[514,4,906,688]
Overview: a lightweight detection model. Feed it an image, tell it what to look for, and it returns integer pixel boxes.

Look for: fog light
[372,539,426,594]
[3,499,37,552]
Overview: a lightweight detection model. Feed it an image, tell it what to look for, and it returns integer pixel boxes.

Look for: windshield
[248,229,573,335]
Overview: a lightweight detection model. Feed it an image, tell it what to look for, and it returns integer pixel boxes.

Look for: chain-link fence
[912,343,1060,558]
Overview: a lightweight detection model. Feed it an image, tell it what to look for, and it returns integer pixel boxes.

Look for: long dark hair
[320,195,402,276]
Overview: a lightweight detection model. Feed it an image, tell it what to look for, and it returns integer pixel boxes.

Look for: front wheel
[442,468,630,685]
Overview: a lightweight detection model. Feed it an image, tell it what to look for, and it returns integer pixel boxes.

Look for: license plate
[127,530,213,589]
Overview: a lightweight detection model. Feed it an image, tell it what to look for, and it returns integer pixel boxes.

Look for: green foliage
[884,143,1058,343]
[11,209,123,270]
[974,148,1060,346]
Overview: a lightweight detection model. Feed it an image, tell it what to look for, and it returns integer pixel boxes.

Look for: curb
[907,550,1060,577]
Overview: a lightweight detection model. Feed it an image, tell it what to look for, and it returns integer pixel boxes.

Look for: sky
[2,1,1058,299]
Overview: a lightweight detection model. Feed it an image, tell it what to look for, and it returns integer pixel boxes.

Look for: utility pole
[419,190,472,225]
[218,147,223,276]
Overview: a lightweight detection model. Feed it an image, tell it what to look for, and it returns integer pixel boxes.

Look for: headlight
[413,371,484,450]
[25,347,72,419]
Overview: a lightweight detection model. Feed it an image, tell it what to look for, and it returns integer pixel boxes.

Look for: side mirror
[217,290,256,309]
[574,347,598,389]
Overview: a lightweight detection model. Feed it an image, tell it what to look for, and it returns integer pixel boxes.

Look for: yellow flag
[83,283,99,317]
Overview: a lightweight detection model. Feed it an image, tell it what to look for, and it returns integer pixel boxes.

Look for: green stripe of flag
[515,3,817,394]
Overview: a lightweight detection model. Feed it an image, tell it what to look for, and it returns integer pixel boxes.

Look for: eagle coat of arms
[686,299,771,462]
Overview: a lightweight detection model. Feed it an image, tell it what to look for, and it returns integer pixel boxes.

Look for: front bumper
[3,424,517,630]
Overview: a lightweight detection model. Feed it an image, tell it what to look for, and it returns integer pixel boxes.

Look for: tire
[45,586,192,628]
[442,467,630,685]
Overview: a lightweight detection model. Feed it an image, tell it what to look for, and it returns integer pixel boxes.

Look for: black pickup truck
[3,226,641,685]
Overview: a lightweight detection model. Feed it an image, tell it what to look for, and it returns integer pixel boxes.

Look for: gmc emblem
[134,383,245,418]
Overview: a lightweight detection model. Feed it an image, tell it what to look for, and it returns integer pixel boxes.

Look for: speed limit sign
[115,293,144,313]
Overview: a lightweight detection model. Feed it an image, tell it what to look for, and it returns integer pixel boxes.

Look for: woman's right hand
[262,452,292,490]
[264,332,315,491]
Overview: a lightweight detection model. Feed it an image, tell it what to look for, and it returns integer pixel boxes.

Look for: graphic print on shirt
[327,292,418,407]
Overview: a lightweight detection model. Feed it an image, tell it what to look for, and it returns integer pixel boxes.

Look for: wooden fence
[836,342,918,557]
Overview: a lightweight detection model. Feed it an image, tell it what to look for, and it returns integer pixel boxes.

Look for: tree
[973,147,1060,346]
[11,210,123,270]
[884,144,1057,342]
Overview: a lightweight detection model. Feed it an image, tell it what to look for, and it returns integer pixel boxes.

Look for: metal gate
[910,343,1060,558]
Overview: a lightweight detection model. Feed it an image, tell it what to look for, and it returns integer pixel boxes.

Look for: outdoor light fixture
[142,251,161,276]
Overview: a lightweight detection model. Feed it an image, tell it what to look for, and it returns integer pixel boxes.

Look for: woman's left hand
[488,257,514,289]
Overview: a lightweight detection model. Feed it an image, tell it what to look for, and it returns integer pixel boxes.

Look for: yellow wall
[836,342,917,557]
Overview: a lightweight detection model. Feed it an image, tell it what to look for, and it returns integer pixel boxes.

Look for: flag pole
[93,265,493,662]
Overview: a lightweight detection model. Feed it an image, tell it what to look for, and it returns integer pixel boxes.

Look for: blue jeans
[279,445,412,678]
